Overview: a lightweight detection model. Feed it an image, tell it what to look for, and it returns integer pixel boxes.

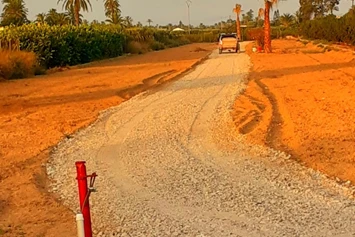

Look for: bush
[0,50,37,79]
[247,28,265,47]
[0,25,221,70]
[0,24,126,68]
[150,41,166,51]
[126,41,149,54]
[300,14,355,45]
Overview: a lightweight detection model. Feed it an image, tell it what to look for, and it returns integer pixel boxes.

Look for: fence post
[75,161,94,237]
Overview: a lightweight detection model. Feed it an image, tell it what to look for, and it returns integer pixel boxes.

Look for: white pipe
[76,213,85,237]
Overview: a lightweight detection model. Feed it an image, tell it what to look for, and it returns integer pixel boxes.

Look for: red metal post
[76,161,93,237]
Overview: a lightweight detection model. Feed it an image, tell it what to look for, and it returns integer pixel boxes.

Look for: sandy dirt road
[49,43,355,237]
[0,43,214,237]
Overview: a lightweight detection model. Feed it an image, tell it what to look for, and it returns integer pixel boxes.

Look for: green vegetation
[300,11,355,45]
[0,50,37,79]
[0,24,126,68]
[0,24,220,71]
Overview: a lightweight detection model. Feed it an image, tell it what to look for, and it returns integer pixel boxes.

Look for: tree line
[1,0,355,53]
[0,0,136,27]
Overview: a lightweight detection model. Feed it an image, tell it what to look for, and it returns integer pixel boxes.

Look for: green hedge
[0,25,221,69]
[300,14,355,45]
[0,24,126,68]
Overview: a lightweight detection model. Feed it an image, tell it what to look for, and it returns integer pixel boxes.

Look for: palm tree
[57,0,92,26]
[147,19,153,27]
[104,0,121,24]
[264,0,279,53]
[35,13,46,25]
[280,13,294,28]
[106,14,123,25]
[233,4,242,40]
[294,10,302,25]
[124,16,133,28]
[45,9,70,26]
[1,0,28,26]
[57,13,70,25]
[136,21,143,28]
[67,4,83,25]
[45,9,59,25]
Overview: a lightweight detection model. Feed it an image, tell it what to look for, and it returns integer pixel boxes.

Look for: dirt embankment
[233,39,355,184]
[0,43,214,237]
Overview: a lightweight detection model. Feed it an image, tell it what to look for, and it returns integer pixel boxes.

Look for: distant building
[172,27,185,32]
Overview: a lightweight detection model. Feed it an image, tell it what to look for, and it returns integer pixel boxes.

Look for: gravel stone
[47,43,355,237]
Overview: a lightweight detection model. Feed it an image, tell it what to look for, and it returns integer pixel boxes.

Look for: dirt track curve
[48,43,355,237]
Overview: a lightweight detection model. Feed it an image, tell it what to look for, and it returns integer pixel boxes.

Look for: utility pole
[186,0,192,34]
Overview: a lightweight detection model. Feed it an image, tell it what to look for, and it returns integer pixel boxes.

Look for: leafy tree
[299,0,314,21]
[272,9,280,26]
[1,0,28,26]
[294,10,302,24]
[325,0,340,14]
[299,0,340,20]
[257,8,265,27]
[166,23,173,30]
[246,9,254,22]
[178,20,184,28]
[57,0,92,26]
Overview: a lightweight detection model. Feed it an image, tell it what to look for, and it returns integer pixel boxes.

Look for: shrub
[0,24,126,68]
[150,41,166,51]
[247,28,265,47]
[300,14,355,45]
[126,41,149,54]
[0,25,221,70]
[0,50,37,79]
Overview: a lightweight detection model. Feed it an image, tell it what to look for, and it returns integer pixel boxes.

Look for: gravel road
[48,43,355,237]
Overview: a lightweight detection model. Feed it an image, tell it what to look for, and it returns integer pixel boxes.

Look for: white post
[76,213,85,237]
[186,0,192,34]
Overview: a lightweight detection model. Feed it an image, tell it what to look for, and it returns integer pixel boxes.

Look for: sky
[0,0,354,26]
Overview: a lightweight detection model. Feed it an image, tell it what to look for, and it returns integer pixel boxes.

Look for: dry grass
[0,50,37,79]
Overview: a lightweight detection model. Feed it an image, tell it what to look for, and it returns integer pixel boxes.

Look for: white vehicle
[218,33,240,54]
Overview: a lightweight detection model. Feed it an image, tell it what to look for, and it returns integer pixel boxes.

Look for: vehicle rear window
[220,35,237,40]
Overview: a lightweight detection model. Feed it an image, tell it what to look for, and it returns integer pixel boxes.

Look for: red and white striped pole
[76,161,95,237]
